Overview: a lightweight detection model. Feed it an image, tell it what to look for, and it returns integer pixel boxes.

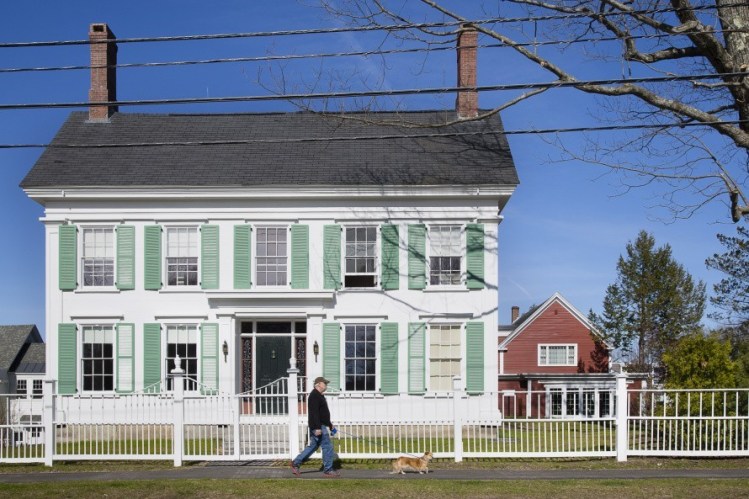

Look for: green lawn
[0,478,748,498]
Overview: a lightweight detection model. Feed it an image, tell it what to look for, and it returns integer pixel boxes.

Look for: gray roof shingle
[20,111,518,188]
[0,325,42,372]
[14,343,46,374]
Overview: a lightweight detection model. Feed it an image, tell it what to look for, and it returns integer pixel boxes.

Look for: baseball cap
[314,376,330,385]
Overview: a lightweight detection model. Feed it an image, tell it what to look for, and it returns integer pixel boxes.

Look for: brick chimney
[88,23,118,122]
[511,306,520,323]
[456,24,478,119]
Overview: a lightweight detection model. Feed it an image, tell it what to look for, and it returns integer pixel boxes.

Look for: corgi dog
[390,451,433,474]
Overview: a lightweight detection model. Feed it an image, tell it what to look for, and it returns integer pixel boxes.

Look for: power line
[5,27,749,75]
[2,118,746,150]
[1,2,745,49]
[1,70,746,111]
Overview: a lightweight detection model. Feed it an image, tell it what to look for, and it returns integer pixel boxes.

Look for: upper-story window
[82,227,115,287]
[429,225,462,286]
[345,227,377,288]
[32,379,43,398]
[538,344,577,366]
[166,227,199,287]
[16,379,27,396]
[256,226,288,286]
[82,324,115,391]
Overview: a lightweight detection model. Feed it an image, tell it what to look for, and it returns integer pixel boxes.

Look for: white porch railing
[5,369,749,466]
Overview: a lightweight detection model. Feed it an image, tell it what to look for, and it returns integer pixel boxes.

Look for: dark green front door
[255,336,291,414]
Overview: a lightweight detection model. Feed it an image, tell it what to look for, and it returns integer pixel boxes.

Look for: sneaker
[290,461,301,477]
[323,470,341,478]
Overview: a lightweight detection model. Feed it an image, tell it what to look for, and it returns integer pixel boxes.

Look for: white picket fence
[2,368,748,466]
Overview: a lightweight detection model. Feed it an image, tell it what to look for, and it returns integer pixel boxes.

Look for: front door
[255,336,291,414]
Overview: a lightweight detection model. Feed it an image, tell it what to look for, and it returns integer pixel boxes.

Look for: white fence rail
[4,369,749,466]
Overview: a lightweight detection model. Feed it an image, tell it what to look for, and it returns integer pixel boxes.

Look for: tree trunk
[717,0,749,133]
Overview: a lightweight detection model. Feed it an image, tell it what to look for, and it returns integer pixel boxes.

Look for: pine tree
[706,226,749,325]
[590,231,706,375]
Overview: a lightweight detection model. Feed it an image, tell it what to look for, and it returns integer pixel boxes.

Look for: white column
[452,376,463,463]
[288,357,300,458]
[615,374,628,462]
[172,356,185,467]
[43,379,56,467]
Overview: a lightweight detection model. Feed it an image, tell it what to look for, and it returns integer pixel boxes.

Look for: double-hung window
[256,226,288,286]
[32,380,43,398]
[81,325,115,391]
[344,324,376,391]
[429,225,462,286]
[16,379,27,396]
[166,227,199,286]
[165,324,198,391]
[82,227,115,287]
[429,324,461,391]
[345,227,377,288]
[538,344,577,366]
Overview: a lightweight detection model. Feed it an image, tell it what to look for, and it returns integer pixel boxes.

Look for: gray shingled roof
[20,111,518,188]
[14,343,46,374]
[0,325,42,372]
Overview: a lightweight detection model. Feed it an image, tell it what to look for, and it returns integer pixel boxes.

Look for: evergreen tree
[706,226,749,325]
[663,332,738,389]
[590,231,706,375]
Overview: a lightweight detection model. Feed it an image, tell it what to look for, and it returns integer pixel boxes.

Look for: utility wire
[0,2,746,48]
[4,27,749,75]
[2,119,746,149]
[0,70,746,111]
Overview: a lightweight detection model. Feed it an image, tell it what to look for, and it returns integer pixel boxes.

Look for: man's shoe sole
[290,461,301,477]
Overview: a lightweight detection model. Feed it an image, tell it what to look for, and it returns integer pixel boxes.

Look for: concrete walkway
[0,464,748,483]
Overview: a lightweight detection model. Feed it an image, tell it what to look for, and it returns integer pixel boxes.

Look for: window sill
[338,288,383,293]
[75,288,120,294]
[422,287,470,293]
[159,288,205,294]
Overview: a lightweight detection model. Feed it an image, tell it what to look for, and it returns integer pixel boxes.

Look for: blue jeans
[292,426,334,472]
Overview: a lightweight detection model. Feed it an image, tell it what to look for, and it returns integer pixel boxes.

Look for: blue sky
[0,1,736,337]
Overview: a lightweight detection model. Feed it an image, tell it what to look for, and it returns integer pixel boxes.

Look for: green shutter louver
[465,321,484,394]
[466,224,485,290]
[380,225,399,290]
[408,224,426,290]
[143,323,162,393]
[322,322,341,392]
[201,323,219,394]
[116,225,135,290]
[59,225,77,291]
[323,225,341,290]
[201,225,220,289]
[233,225,252,289]
[408,322,426,394]
[144,225,162,291]
[116,323,135,393]
[58,323,77,395]
[380,322,399,394]
[291,225,309,289]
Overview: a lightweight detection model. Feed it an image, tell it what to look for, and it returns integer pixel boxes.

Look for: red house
[498,293,618,419]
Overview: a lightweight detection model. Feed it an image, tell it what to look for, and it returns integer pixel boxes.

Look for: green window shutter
[322,322,341,392]
[116,225,135,290]
[408,322,426,394]
[380,322,399,394]
[380,225,400,290]
[408,224,426,290]
[465,322,484,394]
[58,323,77,395]
[143,323,162,393]
[233,225,252,289]
[201,323,219,394]
[59,225,78,291]
[201,225,220,290]
[116,323,135,393]
[291,225,309,289]
[323,225,341,290]
[466,224,485,290]
[144,225,162,291]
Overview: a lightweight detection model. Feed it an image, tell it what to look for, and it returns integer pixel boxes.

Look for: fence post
[42,379,56,467]
[615,373,628,462]
[287,357,300,458]
[172,356,185,467]
[453,376,463,463]
[233,392,241,460]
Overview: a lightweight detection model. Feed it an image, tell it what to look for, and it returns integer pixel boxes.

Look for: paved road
[0,464,748,483]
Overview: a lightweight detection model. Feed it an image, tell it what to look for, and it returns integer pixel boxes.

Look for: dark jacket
[307,388,332,431]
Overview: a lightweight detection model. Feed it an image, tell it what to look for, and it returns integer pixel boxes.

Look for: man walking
[290,376,340,478]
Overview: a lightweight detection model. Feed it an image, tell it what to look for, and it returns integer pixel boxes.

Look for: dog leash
[334,428,423,459]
